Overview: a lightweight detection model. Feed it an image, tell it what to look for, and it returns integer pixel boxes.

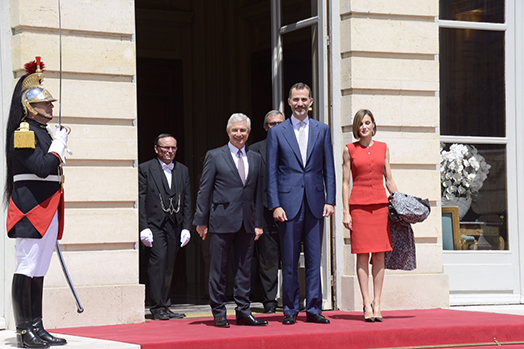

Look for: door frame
[270,0,333,310]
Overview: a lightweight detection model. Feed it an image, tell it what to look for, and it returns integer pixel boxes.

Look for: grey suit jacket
[138,159,192,233]
[193,144,263,233]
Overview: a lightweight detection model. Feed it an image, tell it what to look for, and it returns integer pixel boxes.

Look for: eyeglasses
[268,121,283,127]
[157,146,177,151]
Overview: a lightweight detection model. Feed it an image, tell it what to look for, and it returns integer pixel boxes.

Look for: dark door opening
[135,0,313,307]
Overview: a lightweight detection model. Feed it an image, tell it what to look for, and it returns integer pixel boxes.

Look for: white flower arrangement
[440,143,491,201]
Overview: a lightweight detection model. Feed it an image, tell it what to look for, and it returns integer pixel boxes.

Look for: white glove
[54,125,69,145]
[180,229,191,247]
[140,228,153,247]
[47,126,69,163]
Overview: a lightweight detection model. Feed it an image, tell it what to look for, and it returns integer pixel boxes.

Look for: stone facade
[1,0,449,329]
[335,0,449,311]
[6,0,144,328]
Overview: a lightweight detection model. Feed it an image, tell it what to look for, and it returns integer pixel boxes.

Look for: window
[439,0,508,251]
[440,0,504,23]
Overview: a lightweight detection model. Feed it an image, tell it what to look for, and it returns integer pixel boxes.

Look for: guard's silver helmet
[21,57,56,118]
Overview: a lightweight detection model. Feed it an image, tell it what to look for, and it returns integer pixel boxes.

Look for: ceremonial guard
[4,57,69,347]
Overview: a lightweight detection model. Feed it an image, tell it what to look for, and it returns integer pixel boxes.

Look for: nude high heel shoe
[363,304,375,322]
[372,302,383,322]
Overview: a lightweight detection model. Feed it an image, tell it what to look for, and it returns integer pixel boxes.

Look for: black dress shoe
[263,304,277,314]
[167,309,185,319]
[214,316,230,328]
[282,314,296,325]
[236,314,268,326]
[306,313,330,324]
[150,308,170,320]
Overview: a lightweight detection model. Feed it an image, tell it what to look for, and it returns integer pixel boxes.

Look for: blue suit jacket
[266,118,336,220]
[193,145,263,233]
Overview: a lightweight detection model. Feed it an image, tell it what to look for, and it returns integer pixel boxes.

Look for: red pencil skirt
[350,203,392,254]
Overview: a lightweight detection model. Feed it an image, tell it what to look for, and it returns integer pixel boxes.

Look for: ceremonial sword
[55,0,84,314]
[55,242,84,313]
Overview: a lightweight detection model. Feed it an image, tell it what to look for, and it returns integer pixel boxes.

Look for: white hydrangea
[440,143,491,200]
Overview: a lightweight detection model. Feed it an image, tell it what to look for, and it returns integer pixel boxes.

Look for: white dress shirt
[291,115,309,163]
[291,115,309,144]
[158,159,173,189]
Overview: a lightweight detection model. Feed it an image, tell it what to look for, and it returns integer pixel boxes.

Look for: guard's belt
[13,174,60,182]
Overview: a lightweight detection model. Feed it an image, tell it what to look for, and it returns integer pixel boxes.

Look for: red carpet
[53,309,524,348]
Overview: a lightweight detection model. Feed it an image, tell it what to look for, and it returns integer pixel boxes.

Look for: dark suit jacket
[266,118,336,220]
[138,159,192,233]
[193,144,263,233]
[248,139,268,208]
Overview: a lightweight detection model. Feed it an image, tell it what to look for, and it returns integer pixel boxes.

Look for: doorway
[135,0,325,307]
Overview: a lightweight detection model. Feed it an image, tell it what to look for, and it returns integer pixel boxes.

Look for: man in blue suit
[266,83,336,325]
[194,113,268,328]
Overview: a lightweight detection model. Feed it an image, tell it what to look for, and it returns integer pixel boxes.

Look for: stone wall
[9,0,143,328]
[334,0,449,311]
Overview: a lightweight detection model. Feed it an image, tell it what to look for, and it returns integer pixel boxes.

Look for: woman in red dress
[342,109,398,322]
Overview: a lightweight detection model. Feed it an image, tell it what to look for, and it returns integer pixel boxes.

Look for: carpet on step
[52,309,524,349]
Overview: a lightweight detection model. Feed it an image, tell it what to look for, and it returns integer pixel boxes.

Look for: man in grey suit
[249,110,284,314]
[194,113,268,328]
[139,134,192,320]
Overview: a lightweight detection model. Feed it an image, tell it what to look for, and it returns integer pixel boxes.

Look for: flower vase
[442,197,472,220]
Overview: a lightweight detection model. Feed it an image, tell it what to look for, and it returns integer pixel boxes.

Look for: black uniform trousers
[148,217,181,310]
[256,207,280,307]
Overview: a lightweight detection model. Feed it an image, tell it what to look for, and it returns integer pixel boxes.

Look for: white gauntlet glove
[180,229,191,247]
[140,228,154,247]
[47,125,69,163]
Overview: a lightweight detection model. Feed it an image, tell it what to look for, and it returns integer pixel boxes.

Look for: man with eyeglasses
[139,133,192,320]
[249,110,284,314]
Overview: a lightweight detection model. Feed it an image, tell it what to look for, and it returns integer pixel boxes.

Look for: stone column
[335,0,449,311]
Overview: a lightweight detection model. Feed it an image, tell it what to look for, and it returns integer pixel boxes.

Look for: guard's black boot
[12,274,49,348]
[31,277,67,346]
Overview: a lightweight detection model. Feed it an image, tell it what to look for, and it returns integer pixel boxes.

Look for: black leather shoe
[214,316,230,328]
[282,314,296,325]
[236,314,268,326]
[151,308,170,320]
[263,304,277,314]
[167,309,185,319]
[306,313,330,324]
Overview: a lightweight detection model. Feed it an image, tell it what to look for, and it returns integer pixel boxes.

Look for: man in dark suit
[194,113,267,328]
[266,83,336,325]
[139,134,192,320]
[249,110,284,314]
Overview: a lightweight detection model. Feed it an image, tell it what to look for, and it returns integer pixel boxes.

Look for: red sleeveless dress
[347,141,392,254]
